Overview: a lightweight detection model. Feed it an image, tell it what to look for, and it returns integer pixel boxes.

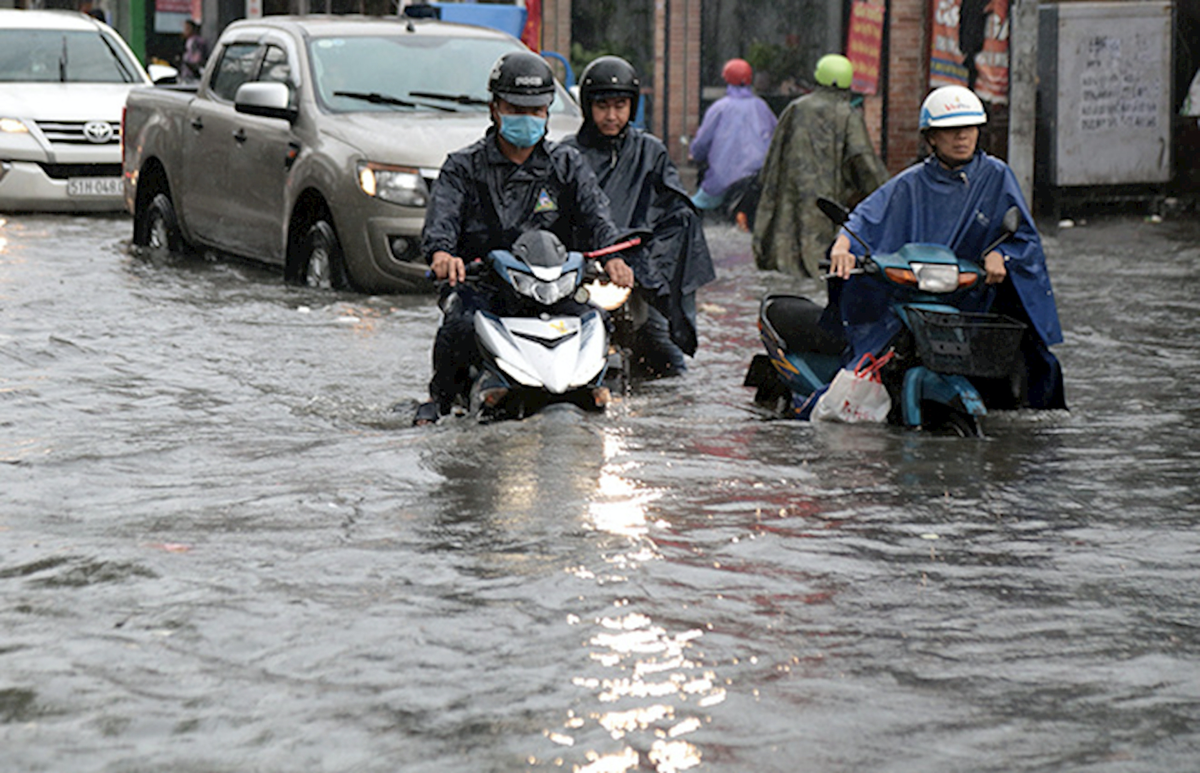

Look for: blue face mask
[499,114,547,148]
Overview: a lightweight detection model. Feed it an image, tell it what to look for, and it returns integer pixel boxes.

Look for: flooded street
[2,211,1199,772]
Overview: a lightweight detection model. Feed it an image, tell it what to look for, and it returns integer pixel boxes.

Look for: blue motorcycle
[744,198,1027,437]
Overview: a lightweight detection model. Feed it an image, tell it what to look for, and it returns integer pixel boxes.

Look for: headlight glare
[0,118,30,134]
[357,162,427,206]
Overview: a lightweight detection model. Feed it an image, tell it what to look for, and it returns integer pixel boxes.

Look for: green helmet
[814,54,853,89]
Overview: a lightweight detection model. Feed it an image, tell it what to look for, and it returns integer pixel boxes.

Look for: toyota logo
[83,121,114,144]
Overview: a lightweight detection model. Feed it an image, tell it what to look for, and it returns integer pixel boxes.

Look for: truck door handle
[232,128,247,143]
[190,117,204,131]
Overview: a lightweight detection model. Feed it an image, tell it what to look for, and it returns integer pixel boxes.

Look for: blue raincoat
[825,150,1066,409]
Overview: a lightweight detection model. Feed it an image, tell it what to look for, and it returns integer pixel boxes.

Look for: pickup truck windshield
[0,30,140,83]
[310,35,571,115]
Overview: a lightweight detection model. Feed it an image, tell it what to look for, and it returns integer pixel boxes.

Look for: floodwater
[2,212,1198,772]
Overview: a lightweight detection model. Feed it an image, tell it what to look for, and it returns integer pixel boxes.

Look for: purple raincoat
[689,85,777,198]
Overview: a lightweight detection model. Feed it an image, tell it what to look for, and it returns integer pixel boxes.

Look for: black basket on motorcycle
[907,309,1027,378]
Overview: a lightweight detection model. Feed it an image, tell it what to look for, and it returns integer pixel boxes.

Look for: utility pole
[1008,0,1038,207]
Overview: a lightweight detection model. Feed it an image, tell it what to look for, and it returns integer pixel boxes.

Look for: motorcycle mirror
[817,197,871,258]
[1002,206,1021,236]
[816,197,849,225]
[981,206,1025,258]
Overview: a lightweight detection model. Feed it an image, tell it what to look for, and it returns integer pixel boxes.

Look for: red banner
[929,0,1009,103]
[521,0,542,52]
[846,0,885,95]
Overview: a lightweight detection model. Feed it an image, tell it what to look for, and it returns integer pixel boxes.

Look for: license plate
[67,177,122,197]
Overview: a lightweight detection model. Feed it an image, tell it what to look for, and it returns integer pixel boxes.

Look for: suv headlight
[0,118,30,134]
[357,162,428,206]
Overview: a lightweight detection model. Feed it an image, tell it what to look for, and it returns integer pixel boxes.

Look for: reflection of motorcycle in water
[460,231,639,422]
[745,198,1030,437]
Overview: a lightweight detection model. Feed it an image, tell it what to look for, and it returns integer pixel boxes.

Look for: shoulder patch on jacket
[534,189,558,213]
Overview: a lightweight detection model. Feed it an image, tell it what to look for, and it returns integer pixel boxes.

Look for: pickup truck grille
[34,120,121,146]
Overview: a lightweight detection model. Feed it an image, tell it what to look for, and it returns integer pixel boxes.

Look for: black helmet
[579,56,641,116]
[488,51,556,107]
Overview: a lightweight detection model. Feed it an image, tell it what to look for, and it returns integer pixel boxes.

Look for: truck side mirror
[235,82,297,122]
[147,63,178,84]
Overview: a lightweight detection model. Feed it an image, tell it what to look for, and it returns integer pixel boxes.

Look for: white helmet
[919,86,987,130]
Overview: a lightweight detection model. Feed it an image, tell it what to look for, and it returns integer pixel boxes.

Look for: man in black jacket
[417,51,634,423]
[562,56,715,378]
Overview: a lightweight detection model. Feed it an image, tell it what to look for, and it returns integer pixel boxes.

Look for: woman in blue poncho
[827,85,1066,409]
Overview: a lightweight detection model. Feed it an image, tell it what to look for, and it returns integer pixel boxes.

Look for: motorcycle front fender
[901,367,987,428]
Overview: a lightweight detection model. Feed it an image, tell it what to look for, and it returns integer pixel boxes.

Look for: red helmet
[722,58,752,87]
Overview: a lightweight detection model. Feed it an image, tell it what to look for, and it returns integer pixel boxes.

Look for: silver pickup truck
[122,15,581,293]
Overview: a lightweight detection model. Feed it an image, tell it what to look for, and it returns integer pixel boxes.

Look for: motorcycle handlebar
[583,237,642,260]
[820,257,873,281]
[426,257,485,287]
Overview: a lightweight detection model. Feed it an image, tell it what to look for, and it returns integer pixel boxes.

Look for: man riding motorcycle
[827,85,1066,410]
[562,56,716,378]
[416,51,635,424]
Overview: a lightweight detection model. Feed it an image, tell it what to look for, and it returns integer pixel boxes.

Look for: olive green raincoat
[752,87,890,276]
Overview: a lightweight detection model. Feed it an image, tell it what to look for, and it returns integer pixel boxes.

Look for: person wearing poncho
[563,56,716,377]
[827,85,1066,410]
[753,54,889,277]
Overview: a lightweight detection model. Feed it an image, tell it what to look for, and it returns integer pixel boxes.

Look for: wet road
[2,212,1199,772]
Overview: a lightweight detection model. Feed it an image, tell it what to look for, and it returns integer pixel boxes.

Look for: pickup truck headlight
[357,162,428,207]
[0,118,31,134]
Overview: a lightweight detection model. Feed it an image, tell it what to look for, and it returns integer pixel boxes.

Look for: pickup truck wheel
[145,193,182,260]
[301,220,349,290]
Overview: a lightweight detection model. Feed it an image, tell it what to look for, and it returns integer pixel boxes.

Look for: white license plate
[67,177,122,197]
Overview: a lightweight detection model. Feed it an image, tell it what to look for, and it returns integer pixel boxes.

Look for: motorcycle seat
[764,295,845,357]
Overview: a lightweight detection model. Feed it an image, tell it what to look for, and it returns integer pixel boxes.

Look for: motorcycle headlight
[911,263,959,293]
[357,163,428,206]
[511,270,578,305]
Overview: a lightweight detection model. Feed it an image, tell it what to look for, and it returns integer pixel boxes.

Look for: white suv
[0,9,171,212]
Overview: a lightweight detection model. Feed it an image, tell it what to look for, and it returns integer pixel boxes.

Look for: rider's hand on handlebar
[983,251,1008,285]
[827,233,857,279]
[603,257,635,289]
[829,248,858,279]
[430,250,466,286]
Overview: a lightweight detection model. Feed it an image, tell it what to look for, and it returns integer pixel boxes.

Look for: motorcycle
[460,230,639,422]
[744,198,1027,436]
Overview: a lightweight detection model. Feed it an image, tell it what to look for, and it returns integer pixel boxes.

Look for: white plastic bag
[812,352,893,424]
